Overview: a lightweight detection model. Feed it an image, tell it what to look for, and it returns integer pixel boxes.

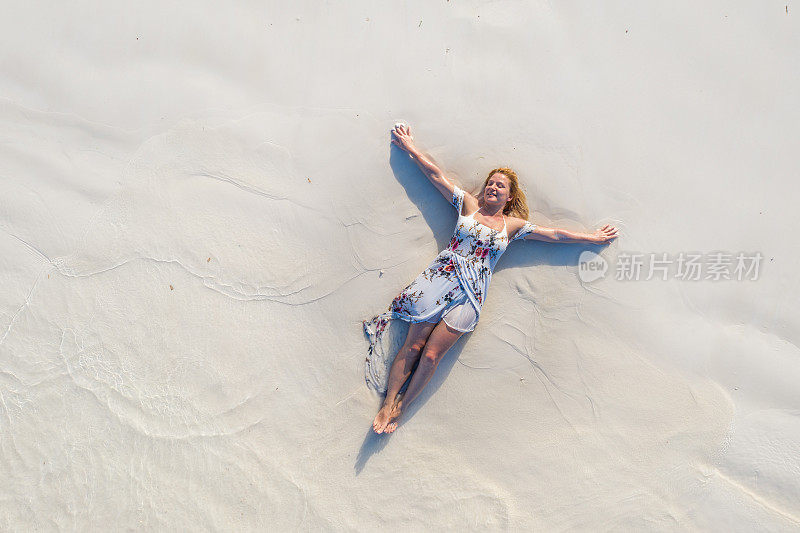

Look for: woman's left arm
[525,224,618,244]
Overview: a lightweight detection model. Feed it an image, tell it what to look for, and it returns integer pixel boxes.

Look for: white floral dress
[362,185,538,393]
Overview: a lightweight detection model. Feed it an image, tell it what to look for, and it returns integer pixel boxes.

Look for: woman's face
[484,173,512,208]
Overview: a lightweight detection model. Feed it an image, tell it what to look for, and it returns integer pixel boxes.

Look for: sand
[1,1,798,530]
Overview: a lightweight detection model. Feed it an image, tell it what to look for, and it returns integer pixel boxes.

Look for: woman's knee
[404,332,430,355]
[419,346,443,366]
[405,341,426,357]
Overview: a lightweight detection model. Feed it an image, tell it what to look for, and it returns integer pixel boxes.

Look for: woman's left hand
[588,225,619,243]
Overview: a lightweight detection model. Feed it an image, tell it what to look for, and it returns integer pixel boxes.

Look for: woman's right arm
[391,123,455,200]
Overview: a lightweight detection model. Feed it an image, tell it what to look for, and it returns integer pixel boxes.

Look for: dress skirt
[362,251,480,394]
[422,289,478,332]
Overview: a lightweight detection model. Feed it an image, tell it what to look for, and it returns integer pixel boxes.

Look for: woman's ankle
[382,395,396,408]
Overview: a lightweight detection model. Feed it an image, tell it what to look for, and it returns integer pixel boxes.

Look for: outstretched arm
[525,224,618,244]
[391,123,456,202]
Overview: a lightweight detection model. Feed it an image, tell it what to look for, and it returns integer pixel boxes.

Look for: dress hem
[441,315,476,332]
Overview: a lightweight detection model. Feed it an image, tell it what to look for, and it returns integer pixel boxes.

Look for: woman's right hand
[391,123,415,152]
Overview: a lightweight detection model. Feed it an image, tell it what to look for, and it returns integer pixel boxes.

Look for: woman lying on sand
[364,123,618,434]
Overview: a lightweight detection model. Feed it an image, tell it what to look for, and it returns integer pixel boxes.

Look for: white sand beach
[1,1,798,530]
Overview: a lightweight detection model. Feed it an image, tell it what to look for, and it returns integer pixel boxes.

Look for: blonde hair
[476,167,530,220]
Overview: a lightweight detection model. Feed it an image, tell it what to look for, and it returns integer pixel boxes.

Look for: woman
[364,123,618,434]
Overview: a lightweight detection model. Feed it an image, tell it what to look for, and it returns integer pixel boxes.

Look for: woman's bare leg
[384,320,464,433]
[373,321,436,433]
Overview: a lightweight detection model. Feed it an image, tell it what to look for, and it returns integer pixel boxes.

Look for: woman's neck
[479,204,505,218]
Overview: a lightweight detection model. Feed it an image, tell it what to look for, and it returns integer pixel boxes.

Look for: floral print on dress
[363,185,538,394]
[419,255,458,284]
[435,286,460,307]
[390,284,424,314]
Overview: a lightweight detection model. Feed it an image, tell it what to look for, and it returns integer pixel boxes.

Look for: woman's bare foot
[373,396,403,434]
[373,399,394,433]
[384,400,403,433]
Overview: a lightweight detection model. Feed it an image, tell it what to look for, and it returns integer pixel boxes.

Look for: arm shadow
[385,144,611,278]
